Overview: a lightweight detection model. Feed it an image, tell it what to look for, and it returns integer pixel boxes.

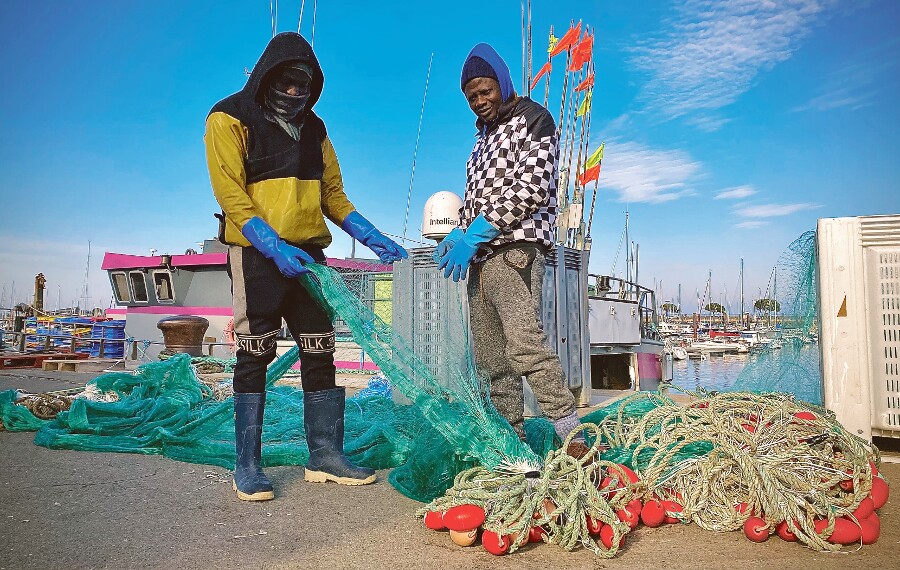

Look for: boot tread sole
[304,468,376,486]
[232,479,275,501]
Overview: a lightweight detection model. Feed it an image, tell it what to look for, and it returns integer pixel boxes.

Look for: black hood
[244,32,324,112]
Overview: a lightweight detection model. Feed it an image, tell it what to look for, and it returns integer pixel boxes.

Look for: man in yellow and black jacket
[205,32,407,501]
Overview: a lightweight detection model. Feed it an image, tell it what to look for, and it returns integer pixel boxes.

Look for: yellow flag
[548,33,559,54]
[584,143,605,169]
[576,91,592,117]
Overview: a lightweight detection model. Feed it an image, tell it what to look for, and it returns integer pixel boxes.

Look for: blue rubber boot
[303,387,376,485]
[232,392,275,501]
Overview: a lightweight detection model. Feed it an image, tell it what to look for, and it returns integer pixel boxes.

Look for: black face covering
[264,63,312,121]
[266,87,310,120]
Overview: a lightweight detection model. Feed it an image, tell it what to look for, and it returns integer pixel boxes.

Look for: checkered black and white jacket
[461,97,558,254]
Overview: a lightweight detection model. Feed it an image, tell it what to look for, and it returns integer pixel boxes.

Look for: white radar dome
[421,191,463,241]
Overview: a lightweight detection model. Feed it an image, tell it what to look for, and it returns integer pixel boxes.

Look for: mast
[624,208,630,285]
[521,1,526,93]
[80,241,91,314]
[773,267,778,331]
[634,244,639,298]
[740,258,744,330]
[723,283,728,330]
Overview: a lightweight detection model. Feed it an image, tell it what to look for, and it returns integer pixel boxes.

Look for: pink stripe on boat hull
[102,251,391,272]
[124,306,233,317]
[102,252,228,270]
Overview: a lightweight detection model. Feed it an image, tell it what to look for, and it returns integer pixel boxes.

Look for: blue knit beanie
[461,56,498,88]
[460,43,515,101]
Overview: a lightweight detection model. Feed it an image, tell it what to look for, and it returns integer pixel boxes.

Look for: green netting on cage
[0,261,554,502]
[727,230,823,404]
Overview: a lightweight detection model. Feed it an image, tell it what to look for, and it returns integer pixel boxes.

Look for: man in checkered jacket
[436,43,587,458]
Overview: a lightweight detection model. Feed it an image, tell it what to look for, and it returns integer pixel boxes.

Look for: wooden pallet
[41,359,123,373]
[0,352,89,370]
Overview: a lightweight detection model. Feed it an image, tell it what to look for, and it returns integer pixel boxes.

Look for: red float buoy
[860,514,880,545]
[598,524,625,549]
[423,511,446,531]
[743,517,769,543]
[528,525,547,543]
[586,515,603,536]
[871,476,889,510]
[851,497,875,521]
[481,530,510,556]
[776,520,798,542]
[641,499,666,528]
[661,500,683,524]
[827,518,862,545]
[617,507,639,529]
[443,504,486,532]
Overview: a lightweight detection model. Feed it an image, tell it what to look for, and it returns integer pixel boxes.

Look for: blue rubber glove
[437,215,500,282]
[340,211,409,263]
[241,217,314,278]
[432,227,465,264]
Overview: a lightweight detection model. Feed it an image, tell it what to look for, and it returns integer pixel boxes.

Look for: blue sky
[1,0,898,312]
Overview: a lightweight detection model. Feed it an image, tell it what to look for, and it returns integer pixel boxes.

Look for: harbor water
[671,343,822,395]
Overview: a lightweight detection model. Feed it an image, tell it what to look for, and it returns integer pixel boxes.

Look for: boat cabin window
[129,271,149,303]
[152,271,175,303]
[110,272,131,303]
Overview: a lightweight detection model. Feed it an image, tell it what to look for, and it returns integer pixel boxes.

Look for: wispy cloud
[735,220,770,229]
[599,141,702,204]
[715,185,758,200]
[734,202,820,218]
[632,0,834,127]
[792,54,898,113]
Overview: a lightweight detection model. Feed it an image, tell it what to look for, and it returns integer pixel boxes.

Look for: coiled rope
[419,424,635,556]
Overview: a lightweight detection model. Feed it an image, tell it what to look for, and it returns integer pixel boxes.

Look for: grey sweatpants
[467,243,576,439]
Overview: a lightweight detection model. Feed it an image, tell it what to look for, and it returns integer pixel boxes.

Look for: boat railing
[587,274,661,341]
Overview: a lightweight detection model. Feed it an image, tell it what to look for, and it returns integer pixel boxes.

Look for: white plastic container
[818,214,900,440]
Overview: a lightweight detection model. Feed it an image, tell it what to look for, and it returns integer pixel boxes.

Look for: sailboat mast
[773,267,778,331]
[624,209,630,285]
[740,258,745,330]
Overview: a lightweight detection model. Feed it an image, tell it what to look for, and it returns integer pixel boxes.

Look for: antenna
[311,0,318,47]
[401,53,434,244]
[297,0,306,32]
[270,0,278,38]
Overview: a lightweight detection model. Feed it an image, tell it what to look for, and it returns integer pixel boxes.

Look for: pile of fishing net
[419,389,888,555]
[0,261,557,504]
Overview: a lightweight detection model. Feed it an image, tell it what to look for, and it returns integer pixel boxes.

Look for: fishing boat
[101,239,391,367]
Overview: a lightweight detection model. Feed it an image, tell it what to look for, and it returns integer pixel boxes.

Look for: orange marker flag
[530,61,552,91]
[549,22,582,57]
[568,33,594,72]
[574,72,594,92]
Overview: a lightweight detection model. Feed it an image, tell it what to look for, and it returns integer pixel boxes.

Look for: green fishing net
[729,230,823,405]
[0,231,827,502]
[0,262,553,502]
